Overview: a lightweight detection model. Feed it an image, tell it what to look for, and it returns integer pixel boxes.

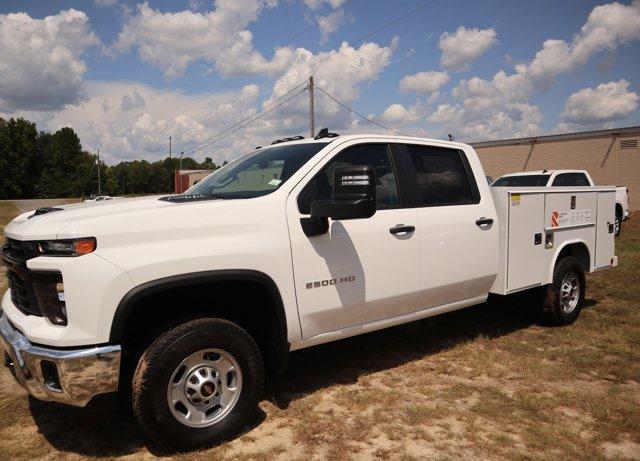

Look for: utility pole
[169,136,172,159]
[179,152,184,171]
[97,149,101,195]
[308,76,315,138]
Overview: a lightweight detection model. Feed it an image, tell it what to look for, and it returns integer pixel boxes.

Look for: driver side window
[297,143,399,214]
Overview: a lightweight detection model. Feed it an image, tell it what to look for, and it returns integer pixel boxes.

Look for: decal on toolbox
[551,209,593,228]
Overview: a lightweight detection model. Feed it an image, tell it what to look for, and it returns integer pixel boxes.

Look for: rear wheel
[615,209,622,237]
[132,318,264,451]
[539,256,586,326]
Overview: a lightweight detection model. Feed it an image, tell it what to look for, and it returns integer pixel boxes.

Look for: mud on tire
[131,318,264,451]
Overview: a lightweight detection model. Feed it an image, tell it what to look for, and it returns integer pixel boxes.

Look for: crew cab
[1,133,617,450]
[492,169,630,235]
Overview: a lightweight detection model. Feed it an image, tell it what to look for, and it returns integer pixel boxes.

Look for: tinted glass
[492,175,551,187]
[405,145,477,206]
[188,142,328,199]
[298,144,399,214]
[551,173,590,186]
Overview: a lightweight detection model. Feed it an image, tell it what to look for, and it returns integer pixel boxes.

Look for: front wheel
[132,318,264,451]
[539,256,586,326]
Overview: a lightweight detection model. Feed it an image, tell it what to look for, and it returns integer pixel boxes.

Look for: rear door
[398,143,499,308]
[286,142,420,340]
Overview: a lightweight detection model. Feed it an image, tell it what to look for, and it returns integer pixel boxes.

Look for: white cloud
[526,1,640,88]
[318,9,350,44]
[0,9,100,111]
[120,90,146,111]
[111,0,294,80]
[303,0,346,10]
[424,1,640,140]
[377,103,423,126]
[428,101,543,141]
[15,82,264,164]
[438,26,498,71]
[399,71,450,94]
[427,65,541,140]
[560,79,639,126]
[268,38,398,126]
[3,33,399,164]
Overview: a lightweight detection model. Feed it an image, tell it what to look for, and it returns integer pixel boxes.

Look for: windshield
[187,142,329,198]
[492,174,550,187]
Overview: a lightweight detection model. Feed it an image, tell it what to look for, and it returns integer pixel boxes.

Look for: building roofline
[470,125,640,148]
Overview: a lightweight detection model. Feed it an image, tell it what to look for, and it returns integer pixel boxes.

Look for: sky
[0,0,639,165]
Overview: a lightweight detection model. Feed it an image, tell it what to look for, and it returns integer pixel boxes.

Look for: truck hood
[4,196,181,240]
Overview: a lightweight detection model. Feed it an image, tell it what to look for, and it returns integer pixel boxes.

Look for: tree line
[0,117,219,199]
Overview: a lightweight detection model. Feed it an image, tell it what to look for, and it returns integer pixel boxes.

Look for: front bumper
[0,313,121,407]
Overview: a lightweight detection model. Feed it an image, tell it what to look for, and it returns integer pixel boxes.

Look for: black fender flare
[109,270,290,368]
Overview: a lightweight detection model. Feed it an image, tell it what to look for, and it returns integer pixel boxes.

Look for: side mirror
[310,165,376,220]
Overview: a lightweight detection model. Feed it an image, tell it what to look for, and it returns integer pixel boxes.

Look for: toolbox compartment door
[507,192,545,292]
[595,190,616,269]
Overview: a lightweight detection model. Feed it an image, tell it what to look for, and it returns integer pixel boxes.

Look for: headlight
[38,238,96,256]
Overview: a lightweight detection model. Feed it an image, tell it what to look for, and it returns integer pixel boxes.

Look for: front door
[286,142,420,340]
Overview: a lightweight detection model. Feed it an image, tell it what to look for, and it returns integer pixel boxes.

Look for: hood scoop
[159,194,221,203]
[29,207,64,219]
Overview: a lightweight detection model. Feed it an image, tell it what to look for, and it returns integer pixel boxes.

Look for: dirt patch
[602,439,640,460]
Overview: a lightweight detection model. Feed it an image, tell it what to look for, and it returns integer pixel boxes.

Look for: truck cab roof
[497,169,589,178]
[259,133,472,151]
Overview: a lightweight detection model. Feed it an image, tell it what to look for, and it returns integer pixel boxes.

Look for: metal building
[472,126,639,210]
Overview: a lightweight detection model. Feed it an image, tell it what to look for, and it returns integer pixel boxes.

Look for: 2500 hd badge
[306,275,356,289]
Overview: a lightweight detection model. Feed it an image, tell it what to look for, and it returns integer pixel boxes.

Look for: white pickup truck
[1,133,617,450]
[492,169,630,236]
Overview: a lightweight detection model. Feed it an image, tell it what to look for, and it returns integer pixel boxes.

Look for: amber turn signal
[73,238,97,255]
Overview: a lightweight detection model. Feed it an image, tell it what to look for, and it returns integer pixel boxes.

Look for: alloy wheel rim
[166,348,242,428]
[560,272,580,314]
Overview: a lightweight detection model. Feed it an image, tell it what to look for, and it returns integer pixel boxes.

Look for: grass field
[0,201,638,460]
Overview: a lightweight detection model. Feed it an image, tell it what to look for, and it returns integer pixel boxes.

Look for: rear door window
[403,144,479,207]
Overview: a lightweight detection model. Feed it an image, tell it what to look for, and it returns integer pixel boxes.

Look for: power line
[182,80,307,155]
[177,0,357,122]
[179,0,438,154]
[269,0,440,94]
[315,86,410,136]
[354,0,438,44]
[184,87,307,155]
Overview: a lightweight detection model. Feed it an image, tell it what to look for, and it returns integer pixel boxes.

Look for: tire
[132,318,264,451]
[615,211,622,237]
[539,256,586,326]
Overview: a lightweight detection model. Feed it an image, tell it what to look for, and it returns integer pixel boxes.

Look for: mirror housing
[310,165,376,220]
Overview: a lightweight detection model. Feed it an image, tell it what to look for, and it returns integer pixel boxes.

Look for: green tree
[38,127,94,198]
[0,118,40,198]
